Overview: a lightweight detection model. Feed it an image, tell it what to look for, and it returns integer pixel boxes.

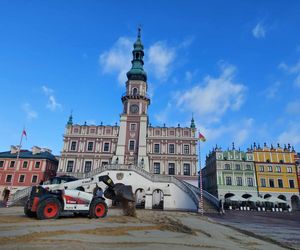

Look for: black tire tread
[24,200,36,218]
[89,199,108,218]
[36,197,61,220]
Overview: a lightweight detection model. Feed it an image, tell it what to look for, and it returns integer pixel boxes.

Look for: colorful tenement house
[0,146,58,201]
[293,152,300,196]
[252,143,299,210]
[58,29,198,185]
[203,145,257,200]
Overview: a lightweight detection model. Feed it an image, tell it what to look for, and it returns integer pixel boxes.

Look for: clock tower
[113,28,150,170]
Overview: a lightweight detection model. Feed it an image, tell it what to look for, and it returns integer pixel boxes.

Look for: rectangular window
[154,162,160,174]
[129,140,135,151]
[22,161,28,168]
[289,180,295,188]
[269,179,275,188]
[276,166,281,172]
[35,162,40,168]
[224,164,231,170]
[19,175,25,183]
[246,164,252,170]
[70,141,77,151]
[6,175,12,183]
[10,161,15,168]
[261,178,266,187]
[268,166,273,172]
[66,161,74,172]
[183,163,190,175]
[225,176,232,185]
[130,123,136,131]
[0,161,4,168]
[287,167,292,173]
[168,163,175,175]
[101,161,108,166]
[84,161,92,173]
[236,177,243,186]
[235,164,241,170]
[169,144,175,154]
[32,175,38,183]
[259,166,264,172]
[247,177,254,186]
[183,145,190,154]
[154,144,160,153]
[103,142,110,152]
[87,142,94,151]
[278,179,283,188]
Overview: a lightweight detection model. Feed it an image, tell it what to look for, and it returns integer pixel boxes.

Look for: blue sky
[0,1,300,157]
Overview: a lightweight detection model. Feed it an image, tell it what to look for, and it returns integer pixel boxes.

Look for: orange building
[253,143,299,210]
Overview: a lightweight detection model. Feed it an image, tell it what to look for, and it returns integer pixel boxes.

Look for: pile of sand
[121,201,136,217]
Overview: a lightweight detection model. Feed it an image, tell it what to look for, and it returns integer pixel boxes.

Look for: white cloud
[278,123,300,146]
[286,101,300,115]
[252,22,266,39]
[147,41,176,80]
[42,85,62,111]
[264,81,281,99]
[198,118,253,146]
[279,60,300,87]
[176,63,246,123]
[99,37,133,84]
[42,85,53,95]
[22,103,38,120]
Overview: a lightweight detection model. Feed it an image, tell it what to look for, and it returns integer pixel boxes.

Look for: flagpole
[198,137,204,216]
[6,130,24,207]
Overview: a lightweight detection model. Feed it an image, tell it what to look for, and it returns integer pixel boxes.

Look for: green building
[203,145,257,202]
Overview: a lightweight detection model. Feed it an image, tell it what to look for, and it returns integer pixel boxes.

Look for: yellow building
[253,143,300,210]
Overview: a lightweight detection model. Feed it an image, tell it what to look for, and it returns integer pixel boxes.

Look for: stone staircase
[8,164,205,211]
[183,181,219,213]
[6,186,31,207]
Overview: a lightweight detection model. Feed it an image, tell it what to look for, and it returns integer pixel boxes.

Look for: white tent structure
[248,196,267,203]
[265,196,287,204]
[226,195,247,202]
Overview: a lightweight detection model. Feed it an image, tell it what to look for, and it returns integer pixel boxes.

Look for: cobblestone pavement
[0,207,297,250]
[207,210,300,250]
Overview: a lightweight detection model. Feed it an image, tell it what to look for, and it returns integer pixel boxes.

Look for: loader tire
[36,197,61,220]
[89,199,107,218]
[24,200,36,218]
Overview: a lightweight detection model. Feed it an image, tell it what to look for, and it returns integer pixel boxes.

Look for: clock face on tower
[130,104,139,114]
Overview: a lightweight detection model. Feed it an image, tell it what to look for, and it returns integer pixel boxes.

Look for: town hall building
[58,29,198,186]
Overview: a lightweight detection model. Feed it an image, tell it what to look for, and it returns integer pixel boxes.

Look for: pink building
[0,146,58,201]
[58,29,198,185]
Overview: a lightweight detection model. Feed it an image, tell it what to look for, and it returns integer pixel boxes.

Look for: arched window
[132,88,138,95]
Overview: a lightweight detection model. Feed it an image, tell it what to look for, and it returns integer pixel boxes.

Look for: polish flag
[22,129,27,140]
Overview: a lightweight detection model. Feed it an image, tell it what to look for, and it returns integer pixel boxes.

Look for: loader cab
[43,175,78,185]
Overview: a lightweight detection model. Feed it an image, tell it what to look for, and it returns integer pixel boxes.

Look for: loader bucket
[104,183,135,202]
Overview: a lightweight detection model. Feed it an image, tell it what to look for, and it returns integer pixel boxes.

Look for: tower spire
[126,26,147,81]
[190,114,196,129]
[67,111,73,126]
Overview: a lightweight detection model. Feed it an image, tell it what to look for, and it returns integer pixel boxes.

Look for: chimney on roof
[32,146,41,155]
[41,148,52,153]
[10,145,19,154]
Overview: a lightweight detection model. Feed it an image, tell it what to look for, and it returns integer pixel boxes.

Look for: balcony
[121,92,150,104]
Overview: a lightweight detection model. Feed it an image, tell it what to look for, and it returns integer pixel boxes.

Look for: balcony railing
[121,92,150,103]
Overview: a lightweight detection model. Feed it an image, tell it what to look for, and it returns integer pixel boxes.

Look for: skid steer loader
[24,175,135,220]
